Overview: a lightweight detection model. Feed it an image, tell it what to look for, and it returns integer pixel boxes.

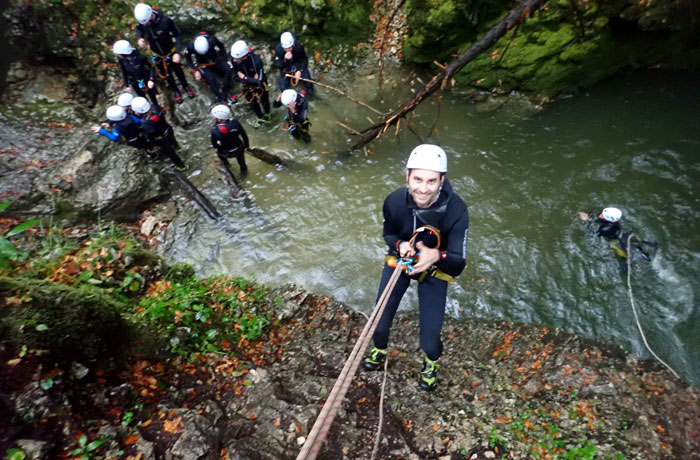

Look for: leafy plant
[4,448,26,460]
[0,202,41,267]
[70,435,107,460]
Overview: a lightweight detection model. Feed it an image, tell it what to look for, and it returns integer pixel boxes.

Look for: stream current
[164,67,699,387]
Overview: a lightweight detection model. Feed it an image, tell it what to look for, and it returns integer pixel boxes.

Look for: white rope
[369,354,389,460]
[626,233,680,379]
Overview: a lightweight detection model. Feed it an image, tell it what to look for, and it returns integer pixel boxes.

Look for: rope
[625,233,680,379]
[369,353,389,460]
[296,264,404,460]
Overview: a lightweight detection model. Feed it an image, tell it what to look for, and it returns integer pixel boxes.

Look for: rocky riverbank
[2,266,699,459]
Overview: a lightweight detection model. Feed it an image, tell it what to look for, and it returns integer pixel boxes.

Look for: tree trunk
[352,0,547,151]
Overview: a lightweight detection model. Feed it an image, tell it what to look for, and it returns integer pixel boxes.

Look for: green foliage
[403,0,512,63]
[138,276,271,357]
[70,434,108,460]
[0,276,128,362]
[11,0,134,92]
[4,448,26,460]
[0,203,41,268]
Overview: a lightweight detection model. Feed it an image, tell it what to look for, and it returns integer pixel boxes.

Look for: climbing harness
[151,51,174,80]
[243,81,269,103]
[296,262,405,460]
[189,61,215,76]
[285,66,300,86]
[625,233,680,379]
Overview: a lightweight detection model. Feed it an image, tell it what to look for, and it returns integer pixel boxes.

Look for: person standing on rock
[134,3,194,104]
[90,105,147,150]
[274,89,311,142]
[210,104,249,175]
[274,31,313,97]
[131,96,186,169]
[184,31,233,103]
[229,40,271,128]
[363,145,470,391]
[112,40,160,110]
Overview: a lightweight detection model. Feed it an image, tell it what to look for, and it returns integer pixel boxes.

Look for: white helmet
[194,35,209,55]
[210,104,231,120]
[231,40,249,59]
[134,3,153,25]
[280,31,295,49]
[131,97,151,114]
[113,39,134,55]
[106,105,127,121]
[406,144,447,173]
[280,89,297,106]
[601,207,622,223]
[117,92,134,108]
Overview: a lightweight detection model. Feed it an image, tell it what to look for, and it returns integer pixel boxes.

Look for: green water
[169,68,700,386]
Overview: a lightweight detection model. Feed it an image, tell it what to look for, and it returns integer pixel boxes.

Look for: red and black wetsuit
[140,109,185,168]
[211,119,249,173]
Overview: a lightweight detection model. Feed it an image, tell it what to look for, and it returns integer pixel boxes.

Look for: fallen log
[246,147,292,168]
[352,0,547,151]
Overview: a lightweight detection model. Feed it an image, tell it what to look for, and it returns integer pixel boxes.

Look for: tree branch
[351,0,547,151]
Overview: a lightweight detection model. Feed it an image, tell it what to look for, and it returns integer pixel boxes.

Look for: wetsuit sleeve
[296,44,308,71]
[98,127,120,142]
[185,44,197,68]
[135,25,144,40]
[118,60,129,84]
[237,122,250,150]
[275,45,287,71]
[211,129,220,150]
[167,17,183,54]
[254,54,265,82]
[434,211,469,277]
[382,196,401,253]
[212,36,227,60]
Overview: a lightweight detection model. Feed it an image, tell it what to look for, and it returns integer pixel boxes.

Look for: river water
[166,67,699,386]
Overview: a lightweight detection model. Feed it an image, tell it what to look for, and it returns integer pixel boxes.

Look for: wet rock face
[0,66,170,221]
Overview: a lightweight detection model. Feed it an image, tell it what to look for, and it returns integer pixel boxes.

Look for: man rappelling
[229,40,272,128]
[363,145,470,391]
[184,31,232,103]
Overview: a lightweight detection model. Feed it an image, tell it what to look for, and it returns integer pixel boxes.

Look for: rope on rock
[625,233,680,379]
[369,352,389,460]
[296,264,403,460]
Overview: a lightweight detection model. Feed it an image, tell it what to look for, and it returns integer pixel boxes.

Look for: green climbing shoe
[261,113,272,123]
[419,357,439,391]
[363,347,387,371]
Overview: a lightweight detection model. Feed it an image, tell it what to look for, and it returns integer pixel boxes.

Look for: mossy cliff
[403,0,700,98]
[3,0,699,101]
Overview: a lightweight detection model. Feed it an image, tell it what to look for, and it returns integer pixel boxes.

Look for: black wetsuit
[117,52,159,108]
[372,179,470,360]
[135,8,190,96]
[275,92,311,142]
[274,42,313,95]
[231,52,270,119]
[211,119,249,173]
[140,109,185,168]
[585,212,655,273]
[185,32,231,101]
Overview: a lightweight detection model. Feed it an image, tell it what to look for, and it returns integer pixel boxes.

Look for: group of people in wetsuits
[92,3,314,174]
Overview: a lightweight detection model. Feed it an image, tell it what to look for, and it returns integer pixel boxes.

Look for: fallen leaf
[124,434,140,445]
[163,417,183,434]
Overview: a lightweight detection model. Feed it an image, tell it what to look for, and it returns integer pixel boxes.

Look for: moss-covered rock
[0,277,128,362]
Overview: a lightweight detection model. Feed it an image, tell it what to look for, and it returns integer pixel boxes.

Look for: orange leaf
[237,291,246,301]
[163,417,183,434]
[432,423,439,432]
[141,419,152,427]
[124,434,140,445]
